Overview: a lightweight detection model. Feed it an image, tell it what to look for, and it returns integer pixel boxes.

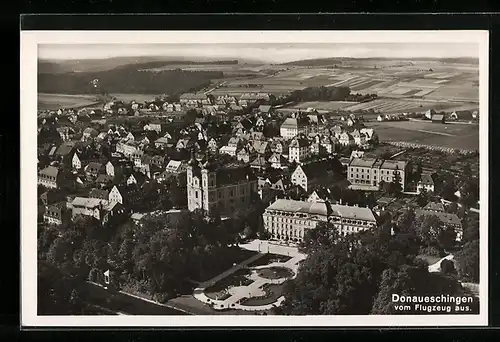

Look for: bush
[418,245,443,258]
[153,292,172,304]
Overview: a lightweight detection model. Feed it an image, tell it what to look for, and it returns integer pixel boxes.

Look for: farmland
[290,101,359,111]
[38,93,102,110]
[365,120,479,150]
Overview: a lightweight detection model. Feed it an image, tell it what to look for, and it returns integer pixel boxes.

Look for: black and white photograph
[21,30,488,327]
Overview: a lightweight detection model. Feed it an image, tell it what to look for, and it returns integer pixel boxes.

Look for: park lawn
[257,266,294,280]
[365,121,479,150]
[192,248,258,283]
[38,93,101,110]
[247,253,293,268]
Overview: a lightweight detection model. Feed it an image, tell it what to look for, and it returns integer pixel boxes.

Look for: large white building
[280,115,309,140]
[187,159,258,215]
[348,157,409,191]
[263,199,377,243]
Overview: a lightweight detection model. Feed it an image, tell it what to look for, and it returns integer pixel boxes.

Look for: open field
[291,101,359,111]
[110,93,165,103]
[214,60,478,103]
[38,93,101,110]
[339,98,479,114]
[365,120,479,150]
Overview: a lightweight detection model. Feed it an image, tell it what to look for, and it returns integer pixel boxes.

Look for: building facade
[186,161,258,215]
[288,137,310,164]
[348,157,408,191]
[263,199,377,243]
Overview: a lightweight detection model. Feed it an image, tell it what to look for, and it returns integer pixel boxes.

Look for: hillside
[38,63,223,95]
[38,57,241,74]
[282,57,479,66]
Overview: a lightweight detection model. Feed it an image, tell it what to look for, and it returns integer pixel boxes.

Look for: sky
[38,43,479,64]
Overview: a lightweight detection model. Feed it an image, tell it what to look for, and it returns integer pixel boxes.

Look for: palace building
[262,199,377,243]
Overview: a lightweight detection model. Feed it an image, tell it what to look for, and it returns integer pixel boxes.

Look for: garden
[239,283,287,306]
[257,266,294,280]
[204,268,254,301]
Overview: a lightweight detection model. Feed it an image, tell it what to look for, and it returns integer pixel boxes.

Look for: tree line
[38,66,223,95]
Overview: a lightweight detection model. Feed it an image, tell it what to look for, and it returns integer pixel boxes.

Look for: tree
[416,187,429,207]
[440,259,455,275]
[454,239,479,283]
[462,213,479,243]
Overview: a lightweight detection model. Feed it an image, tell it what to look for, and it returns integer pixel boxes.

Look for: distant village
[38,90,479,247]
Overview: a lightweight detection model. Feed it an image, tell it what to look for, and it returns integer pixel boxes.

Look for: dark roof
[297,160,331,180]
[55,143,75,156]
[39,166,59,178]
[216,166,257,186]
[259,105,272,113]
[419,173,435,186]
[85,162,103,171]
[95,174,113,184]
[88,188,110,200]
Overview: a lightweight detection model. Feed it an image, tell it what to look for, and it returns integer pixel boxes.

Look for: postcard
[21,30,488,327]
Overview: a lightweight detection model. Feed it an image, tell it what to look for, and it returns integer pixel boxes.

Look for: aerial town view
[35,41,482,318]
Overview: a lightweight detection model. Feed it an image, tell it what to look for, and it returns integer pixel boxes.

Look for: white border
[21,30,489,327]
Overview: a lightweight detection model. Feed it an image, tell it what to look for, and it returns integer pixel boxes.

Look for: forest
[38,64,223,95]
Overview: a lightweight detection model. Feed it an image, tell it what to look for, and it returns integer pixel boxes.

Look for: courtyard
[192,240,306,312]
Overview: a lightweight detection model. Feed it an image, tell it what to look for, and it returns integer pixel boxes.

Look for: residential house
[154,137,170,149]
[84,162,105,177]
[108,185,124,205]
[280,114,310,140]
[82,127,99,141]
[208,138,218,152]
[219,145,238,157]
[72,153,82,170]
[339,132,355,146]
[291,160,334,192]
[236,147,255,163]
[431,114,445,123]
[270,139,286,155]
[176,138,194,151]
[268,153,288,169]
[320,135,337,154]
[38,166,62,189]
[250,155,269,170]
[414,209,463,241]
[330,125,343,139]
[352,130,367,146]
[43,202,70,226]
[425,109,437,120]
[253,140,271,157]
[360,128,375,141]
[88,188,110,201]
[417,173,436,194]
[56,126,75,141]
[127,172,147,187]
[288,137,310,163]
[40,190,64,206]
[105,161,122,179]
[423,201,446,212]
[144,121,164,134]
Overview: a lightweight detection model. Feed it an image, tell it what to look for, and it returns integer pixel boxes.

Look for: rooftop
[415,209,461,226]
[39,166,59,178]
[71,196,107,209]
